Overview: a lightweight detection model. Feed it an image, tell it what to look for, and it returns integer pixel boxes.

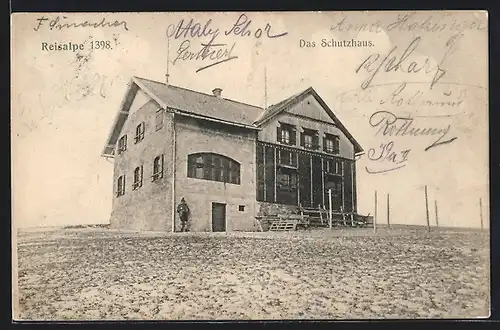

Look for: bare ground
[15,227,490,320]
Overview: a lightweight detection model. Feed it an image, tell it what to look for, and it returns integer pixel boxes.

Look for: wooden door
[211,203,226,232]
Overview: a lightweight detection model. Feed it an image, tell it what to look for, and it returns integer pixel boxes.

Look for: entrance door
[211,203,226,232]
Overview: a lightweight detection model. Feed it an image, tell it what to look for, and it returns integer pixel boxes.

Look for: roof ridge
[134,76,263,110]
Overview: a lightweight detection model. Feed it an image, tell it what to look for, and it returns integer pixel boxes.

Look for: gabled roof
[102,78,363,157]
[254,87,364,154]
[134,77,264,126]
[101,76,264,157]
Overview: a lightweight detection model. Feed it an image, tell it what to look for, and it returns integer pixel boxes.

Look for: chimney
[212,88,223,98]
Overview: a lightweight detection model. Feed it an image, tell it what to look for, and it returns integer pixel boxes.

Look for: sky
[11,11,489,228]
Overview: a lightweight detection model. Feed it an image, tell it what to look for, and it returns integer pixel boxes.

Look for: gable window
[117,135,127,154]
[152,155,164,181]
[300,128,320,150]
[277,123,296,146]
[133,166,143,190]
[116,175,126,197]
[325,159,342,175]
[135,122,145,143]
[156,109,164,131]
[324,133,340,154]
[188,153,240,185]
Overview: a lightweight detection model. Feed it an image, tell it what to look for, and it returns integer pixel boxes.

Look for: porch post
[328,189,333,229]
[310,155,313,207]
[321,158,325,207]
[274,147,277,203]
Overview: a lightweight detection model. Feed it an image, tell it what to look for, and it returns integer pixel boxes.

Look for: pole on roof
[264,67,268,109]
[166,37,170,85]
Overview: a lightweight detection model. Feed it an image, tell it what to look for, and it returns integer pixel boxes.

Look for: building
[102,77,363,232]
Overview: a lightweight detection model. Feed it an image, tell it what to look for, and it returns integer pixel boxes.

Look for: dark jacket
[177,202,189,215]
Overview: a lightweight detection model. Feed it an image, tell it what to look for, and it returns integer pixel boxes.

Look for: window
[116,175,125,197]
[281,129,290,144]
[324,134,340,154]
[152,155,164,181]
[277,123,296,146]
[300,129,320,150]
[135,122,145,143]
[187,153,240,185]
[278,149,297,168]
[117,135,127,154]
[325,159,342,175]
[277,169,298,192]
[239,205,245,212]
[133,166,143,190]
[155,109,164,131]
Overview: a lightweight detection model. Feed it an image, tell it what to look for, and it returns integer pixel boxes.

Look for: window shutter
[277,126,282,143]
[300,132,304,146]
[312,133,319,149]
[123,175,126,193]
[323,135,327,152]
[290,127,296,145]
[334,136,340,153]
[124,135,127,150]
[161,154,165,177]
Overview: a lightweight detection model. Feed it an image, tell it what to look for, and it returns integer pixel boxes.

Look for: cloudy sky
[12,11,488,228]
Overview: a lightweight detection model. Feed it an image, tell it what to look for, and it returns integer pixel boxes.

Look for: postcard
[11,11,489,320]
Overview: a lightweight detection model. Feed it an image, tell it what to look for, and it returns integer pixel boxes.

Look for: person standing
[176,197,190,232]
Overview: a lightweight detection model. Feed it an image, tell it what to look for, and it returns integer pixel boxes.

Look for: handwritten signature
[355,34,463,90]
[369,110,457,151]
[34,15,129,32]
[173,35,238,73]
[366,141,411,174]
[166,14,288,72]
[336,82,469,113]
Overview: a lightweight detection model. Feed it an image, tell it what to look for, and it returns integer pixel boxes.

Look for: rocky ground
[14,227,490,320]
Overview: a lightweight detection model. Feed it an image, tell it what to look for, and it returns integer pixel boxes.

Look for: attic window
[156,109,164,131]
[300,128,319,150]
[117,135,127,154]
[277,123,296,146]
[324,133,340,154]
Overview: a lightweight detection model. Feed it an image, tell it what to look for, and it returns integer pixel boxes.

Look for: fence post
[434,200,439,228]
[387,193,390,229]
[374,190,378,234]
[479,197,484,230]
[425,185,430,232]
[328,189,332,229]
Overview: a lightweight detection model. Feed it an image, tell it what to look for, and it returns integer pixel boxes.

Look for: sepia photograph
[11,11,490,320]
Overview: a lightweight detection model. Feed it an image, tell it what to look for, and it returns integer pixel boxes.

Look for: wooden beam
[434,200,439,227]
[296,152,300,205]
[351,162,355,213]
[374,190,378,234]
[263,144,266,201]
[479,197,484,230]
[274,147,277,203]
[309,155,313,207]
[425,185,430,232]
[321,158,325,207]
[387,193,390,228]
